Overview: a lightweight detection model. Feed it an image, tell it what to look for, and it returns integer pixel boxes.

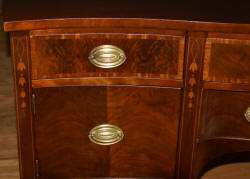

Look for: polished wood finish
[194,89,250,178]
[29,28,185,36]
[33,86,181,178]
[32,78,183,88]
[199,90,250,140]
[30,33,184,80]
[3,18,250,34]
[203,81,250,92]
[10,32,36,179]
[3,1,250,179]
[204,34,250,84]
[177,32,206,179]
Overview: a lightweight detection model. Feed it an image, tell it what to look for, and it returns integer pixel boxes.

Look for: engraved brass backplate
[245,107,250,122]
[88,45,126,68]
[88,124,124,145]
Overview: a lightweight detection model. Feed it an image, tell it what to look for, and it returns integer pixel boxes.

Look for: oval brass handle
[88,124,124,145]
[88,45,126,68]
[245,107,250,122]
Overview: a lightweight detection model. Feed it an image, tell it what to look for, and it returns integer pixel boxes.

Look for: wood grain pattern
[30,33,184,80]
[0,53,18,160]
[31,77,183,88]
[10,32,36,179]
[29,27,185,37]
[107,86,180,178]
[204,37,250,84]
[194,89,250,178]
[203,81,250,92]
[4,3,250,177]
[4,18,250,35]
[34,86,108,178]
[0,159,19,178]
[0,133,18,159]
[199,90,250,140]
[33,86,181,178]
[177,32,206,179]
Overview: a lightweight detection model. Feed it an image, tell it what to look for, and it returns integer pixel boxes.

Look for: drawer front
[33,86,181,178]
[30,33,184,80]
[204,37,250,84]
[199,90,250,139]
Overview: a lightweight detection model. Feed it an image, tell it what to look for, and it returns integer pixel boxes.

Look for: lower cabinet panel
[33,85,181,178]
[199,90,250,139]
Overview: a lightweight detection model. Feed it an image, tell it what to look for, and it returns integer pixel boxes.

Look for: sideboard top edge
[3,18,250,34]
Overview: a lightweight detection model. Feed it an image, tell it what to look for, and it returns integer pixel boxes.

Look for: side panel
[10,32,36,178]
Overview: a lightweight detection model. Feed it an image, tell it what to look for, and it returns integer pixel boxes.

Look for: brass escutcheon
[88,124,124,145]
[88,45,126,68]
[245,107,250,122]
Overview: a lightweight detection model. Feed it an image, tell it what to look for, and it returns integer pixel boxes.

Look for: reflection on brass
[245,107,250,122]
[88,45,126,68]
[88,124,124,145]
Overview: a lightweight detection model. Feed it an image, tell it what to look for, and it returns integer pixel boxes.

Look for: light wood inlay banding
[204,37,250,84]
[30,33,185,80]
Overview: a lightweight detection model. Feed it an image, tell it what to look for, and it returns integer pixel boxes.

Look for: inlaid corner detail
[13,35,29,110]
[18,61,27,109]
[186,38,204,110]
[188,62,198,109]
[186,38,202,109]
[204,38,250,84]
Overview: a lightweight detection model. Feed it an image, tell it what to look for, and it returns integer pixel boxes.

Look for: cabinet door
[199,90,250,139]
[33,85,181,178]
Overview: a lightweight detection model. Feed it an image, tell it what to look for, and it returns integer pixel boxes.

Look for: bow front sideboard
[3,0,250,178]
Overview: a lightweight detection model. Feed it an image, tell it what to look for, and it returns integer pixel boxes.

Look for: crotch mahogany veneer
[3,0,250,178]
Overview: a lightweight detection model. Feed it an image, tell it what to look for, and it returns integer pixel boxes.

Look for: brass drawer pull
[245,107,250,122]
[88,45,126,68]
[89,124,124,145]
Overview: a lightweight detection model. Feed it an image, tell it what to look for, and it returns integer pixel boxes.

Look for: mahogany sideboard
[3,0,250,178]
